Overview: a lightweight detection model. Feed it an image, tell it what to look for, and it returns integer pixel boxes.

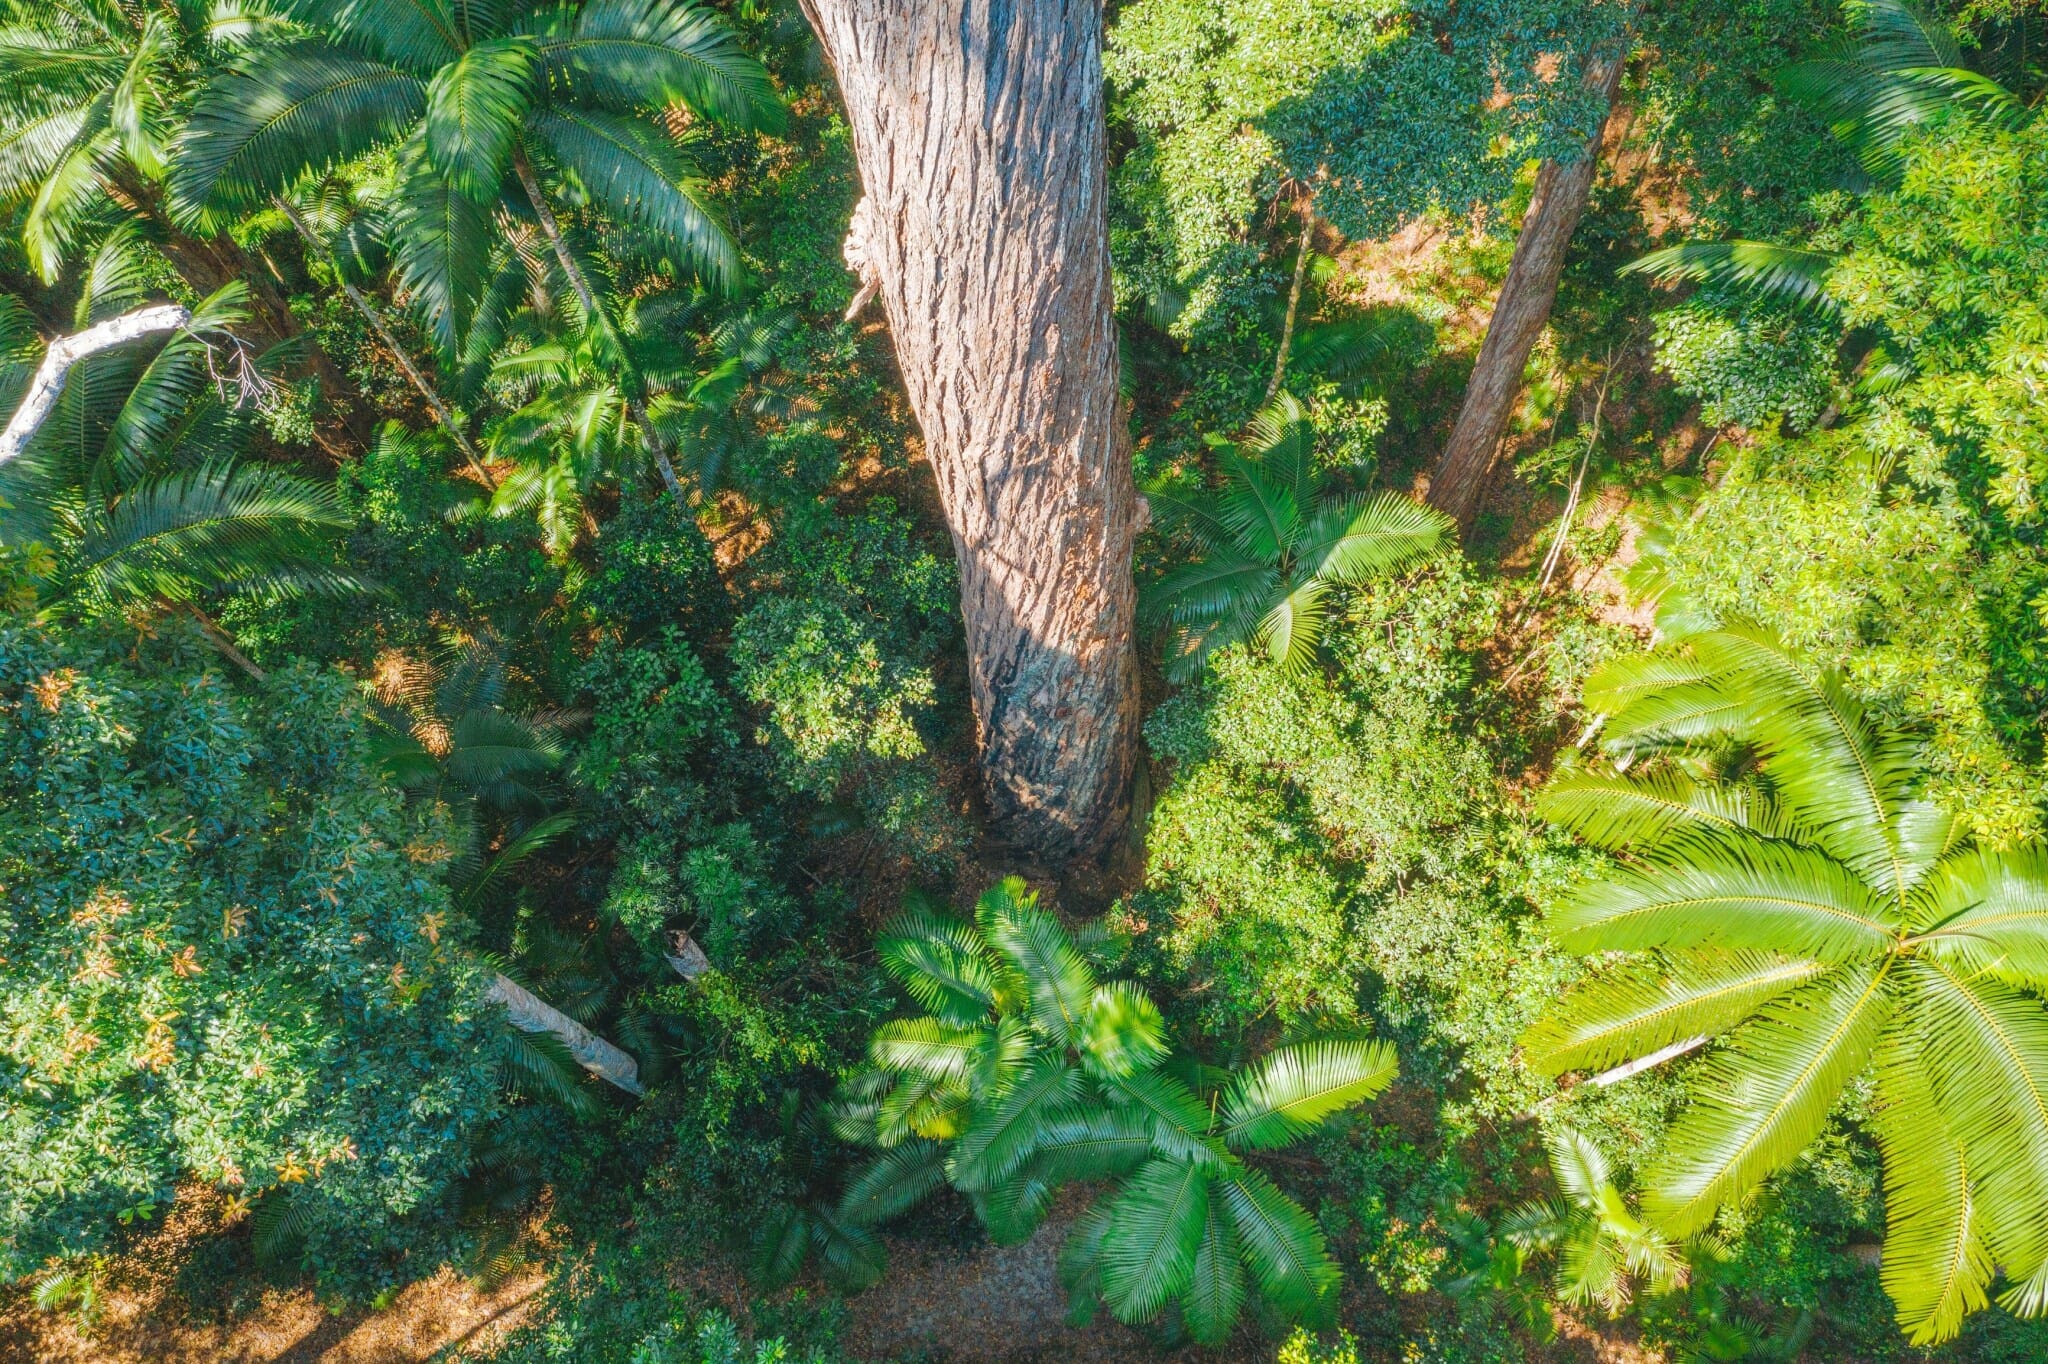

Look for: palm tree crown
[1526,625,2048,1345]
[171,0,782,354]
[1144,393,1451,682]
[804,878,1397,1344]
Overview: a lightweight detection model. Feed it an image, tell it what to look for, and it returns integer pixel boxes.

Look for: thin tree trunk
[487,971,643,1096]
[0,304,191,464]
[1429,54,1628,529]
[511,149,685,499]
[1265,204,1315,404]
[799,0,1141,862]
[272,198,496,488]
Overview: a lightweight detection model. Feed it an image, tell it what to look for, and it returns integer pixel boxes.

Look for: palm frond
[876,905,1004,1027]
[424,35,533,197]
[1214,447,1300,562]
[1239,391,1317,511]
[1076,981,1169,1081]
[1536,768,1796,851]
[1256,573,1329,675]
[1097,1157,1211,1322]
[974,878,1095,1046]
[173,44,426,221]
[1642,964,1893,1235]
[1217,1036,1397,1150]
[1106,1069,1219,1165]
[536,0,784,132]
[1027,1106,1157,1184]
[1292,491,1448,584]
[530,106,738,293]
[1546,830,1899,960]
[65,458,364,606]
[1623,242,1839,311]
[869,1016,990,1089]
[1219,1167,1338,1322]
[1183,1186,1248,1344]
[1912,845,2048,986]
[1903,957,2048,1296]
[948,1054,1083,1195]
[1522,950,1828,1077]
[1868,1028,1993,1345]
[836,1138,947,1227]
[495,1021,600,1118]
[390,144,495,357]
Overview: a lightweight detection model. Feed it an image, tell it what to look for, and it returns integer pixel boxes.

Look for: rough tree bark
[799,0,1141,863]
[1428,54,1628,529]
[0,304,192,465]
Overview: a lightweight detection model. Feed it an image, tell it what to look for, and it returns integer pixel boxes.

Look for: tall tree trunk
[799,0,1141,863]
[1428,54,1627,529]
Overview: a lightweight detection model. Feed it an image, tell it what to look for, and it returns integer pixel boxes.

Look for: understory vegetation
[7,1,2048,1361]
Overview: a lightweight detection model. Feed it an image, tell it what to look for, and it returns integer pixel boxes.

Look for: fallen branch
[1,305,192,465]
[488,971,644,1096]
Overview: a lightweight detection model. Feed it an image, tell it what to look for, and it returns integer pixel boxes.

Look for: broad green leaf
[1643,964,1893,1235]
[1220,1167,1338,1321]
[1547,832,1898,960]
[1522,950,1828,1077]
[1218,1036,1397,1150]
[1099,1158,1210,1322]
[1868,1029,1992,1345]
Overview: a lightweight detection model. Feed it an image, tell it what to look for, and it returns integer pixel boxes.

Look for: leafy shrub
[0,623,499,1293]
[1652,292,1838,430]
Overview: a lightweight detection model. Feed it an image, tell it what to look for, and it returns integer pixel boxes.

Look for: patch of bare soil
[841,1192,1259,1364]
[0,1267,543,1364]
[0,1188,545,1364]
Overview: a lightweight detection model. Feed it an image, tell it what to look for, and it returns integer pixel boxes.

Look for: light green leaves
[826,878,1392,1340]
[1532,624,2048,1340]
[1523,950,1827,1077]
[1547,834,1898,960]
[1217,1036,1397,1150]
[1144,394,1452,683]
[1641,966,1893,1236]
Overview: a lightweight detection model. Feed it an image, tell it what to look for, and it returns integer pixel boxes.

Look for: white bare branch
[488,971,644,1096]
[0,304,192,466]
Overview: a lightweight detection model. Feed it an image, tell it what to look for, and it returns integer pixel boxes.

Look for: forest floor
[0,1265,544,1363]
